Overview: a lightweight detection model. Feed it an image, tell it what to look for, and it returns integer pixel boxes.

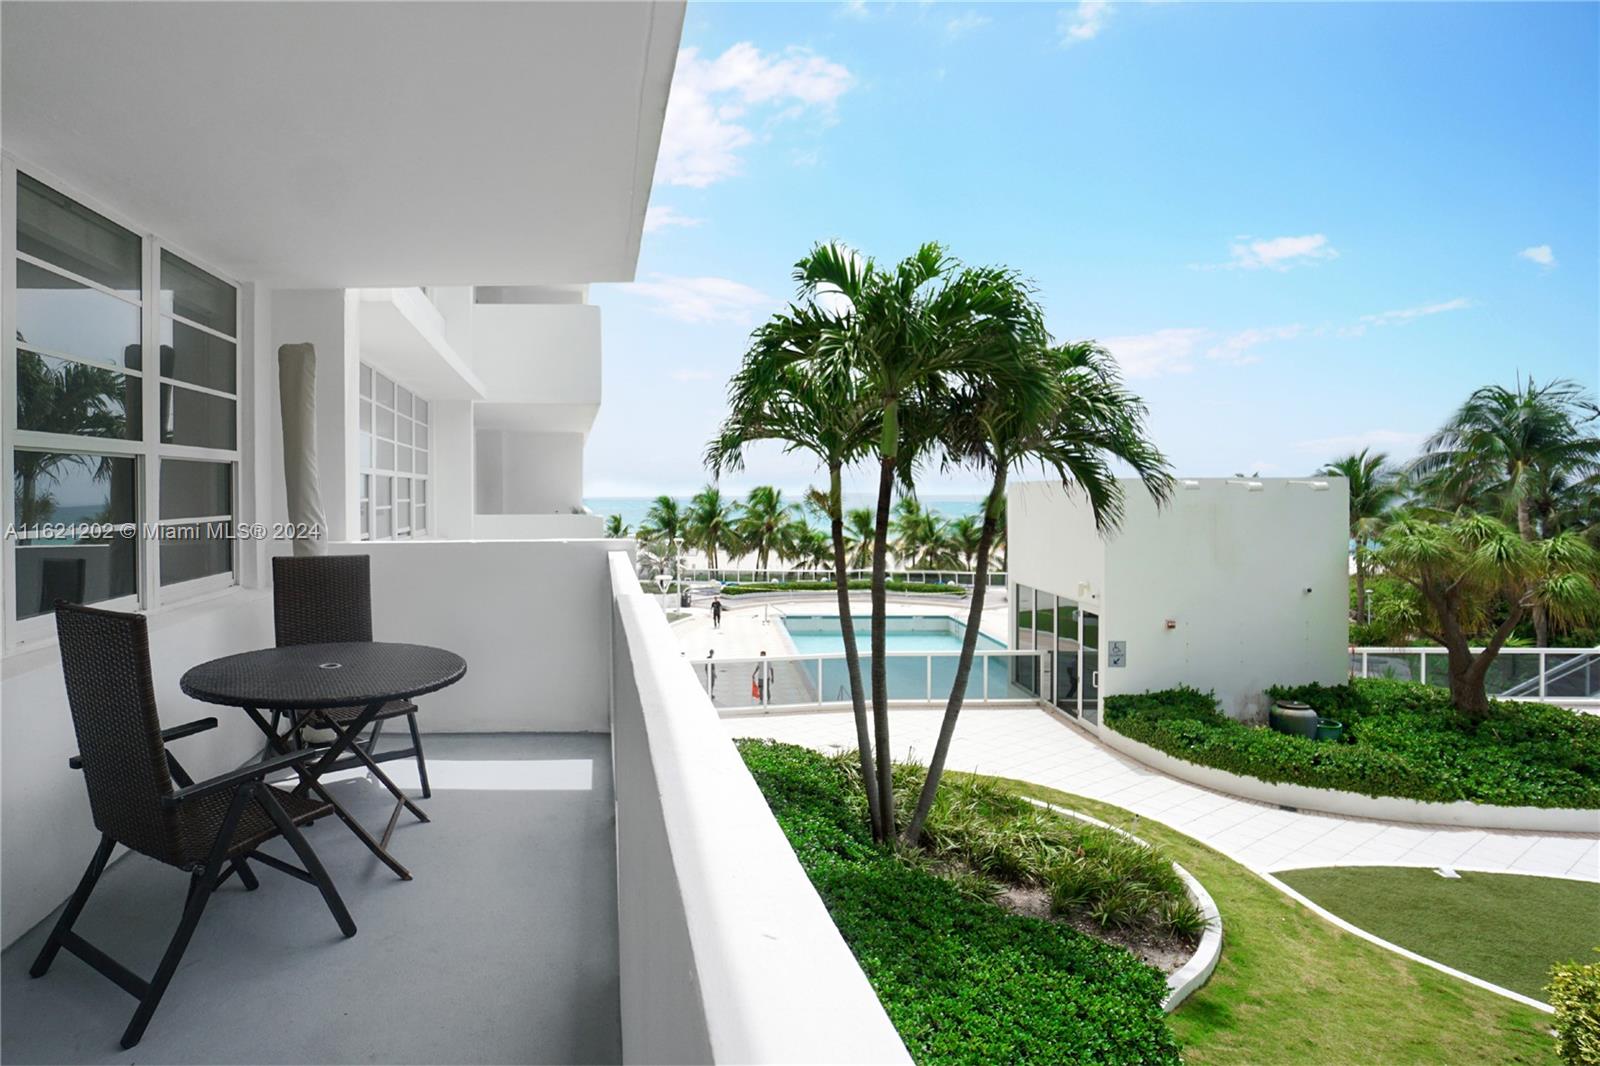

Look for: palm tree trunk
[1354,548,1368,623]
[1515,497,1550,646]
[902,472,1003,846]
[870,451,897,841]
[827,464,880,837]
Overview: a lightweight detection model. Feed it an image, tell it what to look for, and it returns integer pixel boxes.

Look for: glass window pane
[395,386,412,418]
[360,473,370,502]
[413,505,426,533]
[376,372,395,408]
[160,459,231,519]
[359,401,372,432]
[376,439,395,469]
[159,251,236,336]
[376,406,394,440]
[375,507,392,539]
[360,432,372,468]
[416,424,429,451]
[160,522,232,585]
[160,385,235,449]
[397,415,413,445]
[12,450,138,618]
[396,445,412,473]
[160,317,236,393]
[16,260,142,369]
[375,476,392,506]
[415,481,427,506]
[360,364,373,398]
[361,499,370,539]
[397,498,411,531]
[16,174,141,296]
[1036,592,1056,638]
[414,399,429,425]
[415,449,428,475]
[16,351,141,440]
[397,477,410,502]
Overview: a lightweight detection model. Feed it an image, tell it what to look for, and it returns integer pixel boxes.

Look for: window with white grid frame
[5,167,240,635]
[359,364,429,539]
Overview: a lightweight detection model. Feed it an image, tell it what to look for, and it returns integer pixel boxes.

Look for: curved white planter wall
[1100,726,1600,834]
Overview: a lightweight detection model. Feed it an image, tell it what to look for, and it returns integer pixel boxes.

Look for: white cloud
[945,11,991,38]
[1518,244,1556,268]
[1059,1,1111,43]
[1206,324,1306,366]
[1293,429,1428,456]
[628,274,773,324]
[643,205,705,234]
[1358,297,1471,328]
[656,43,854,188]
[839,0,870,19]
[1222,234,1339,271]
[1102,327,1210,378]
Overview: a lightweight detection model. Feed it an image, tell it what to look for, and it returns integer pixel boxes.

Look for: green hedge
[1548,952,1600,1065]
[721,579,965,596]
[1103,679,1600,810]
[738,739,1180,1066]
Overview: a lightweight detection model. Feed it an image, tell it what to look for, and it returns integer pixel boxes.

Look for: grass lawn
[1275,866,1600,999]
[964,774,1560,1066]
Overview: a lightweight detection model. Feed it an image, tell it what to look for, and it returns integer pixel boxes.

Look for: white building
[0,5,909,1063]
[1006,477,1351,724]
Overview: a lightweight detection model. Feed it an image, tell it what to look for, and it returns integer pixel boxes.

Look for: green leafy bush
[739,739,1181,1065]
[1104,679,1600,809]
[1548,953,1600,1065]
[721,579,965,596]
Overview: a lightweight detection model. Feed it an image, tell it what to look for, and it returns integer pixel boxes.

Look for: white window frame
[1,158,243,648]
[358,363,430,541]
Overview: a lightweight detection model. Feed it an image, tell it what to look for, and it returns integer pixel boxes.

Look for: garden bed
[1103,679,1600,812]
[737,739,1191,1064]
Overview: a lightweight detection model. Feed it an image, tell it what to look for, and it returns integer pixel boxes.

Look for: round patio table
[181,642,466,881]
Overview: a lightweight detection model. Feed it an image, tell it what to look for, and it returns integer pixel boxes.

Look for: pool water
[782,614,1004,654]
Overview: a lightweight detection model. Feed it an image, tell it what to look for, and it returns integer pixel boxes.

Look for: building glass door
[1079,610,1100,724]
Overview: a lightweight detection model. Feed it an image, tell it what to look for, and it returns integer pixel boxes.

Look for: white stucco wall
[1008,478,1349,718]
[474,428,586,515]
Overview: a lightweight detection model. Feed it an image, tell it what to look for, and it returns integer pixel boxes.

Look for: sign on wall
[1108,640,1126,668]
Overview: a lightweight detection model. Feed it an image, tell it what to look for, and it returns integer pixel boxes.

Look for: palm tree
[708,304,885,835]
[843,508,875,570]
[603,514,631,538]
[903,340,1173,845]
[949,514,983,570]
[794,241,1044,837]
[14,350,129,525]
[685,486,740,570]
[786,520,832,570]
[636,495,685,581]
[1317,449,1402,622]
[736,485,794,578]
[1411,377,1600,644]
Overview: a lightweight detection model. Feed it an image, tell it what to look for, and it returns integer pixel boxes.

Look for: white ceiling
[2,1,682,288]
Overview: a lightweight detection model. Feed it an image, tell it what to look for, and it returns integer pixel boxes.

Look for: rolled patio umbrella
[277,342,328,557]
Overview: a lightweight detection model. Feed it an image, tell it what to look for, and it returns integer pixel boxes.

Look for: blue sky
[587,0,1599,497]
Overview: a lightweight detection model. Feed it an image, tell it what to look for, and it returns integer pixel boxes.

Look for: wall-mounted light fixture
[1227,479,1265,492]
[1288,479,1330,491]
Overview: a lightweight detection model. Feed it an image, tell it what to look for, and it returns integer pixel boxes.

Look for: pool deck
[671,595,1010,663]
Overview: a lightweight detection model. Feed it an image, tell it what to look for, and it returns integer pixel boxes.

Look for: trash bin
[1269,700,1319,739]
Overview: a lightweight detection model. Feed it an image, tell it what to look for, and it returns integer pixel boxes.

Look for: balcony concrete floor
[1,733,620,1065]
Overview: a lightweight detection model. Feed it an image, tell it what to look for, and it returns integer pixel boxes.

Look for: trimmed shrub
[1104,679,1600,809]
[1548,953,1600,1066]
[721,579,965,596]
[739,739,1182,1066]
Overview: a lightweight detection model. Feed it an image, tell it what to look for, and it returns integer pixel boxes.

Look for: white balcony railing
[689,649,1046,715]
[1350,645,1600,705]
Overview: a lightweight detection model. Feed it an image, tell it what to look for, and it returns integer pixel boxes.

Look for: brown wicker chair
[271,554,431,799]
[31,603,356,1050]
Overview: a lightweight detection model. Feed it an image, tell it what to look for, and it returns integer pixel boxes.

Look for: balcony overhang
[475,402,599,437]
[358,290,486,401]
[0,1,683,288]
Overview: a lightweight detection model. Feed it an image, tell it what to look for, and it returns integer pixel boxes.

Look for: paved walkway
[727,706,1600,880]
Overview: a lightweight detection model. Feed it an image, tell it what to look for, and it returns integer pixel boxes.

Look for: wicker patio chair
[271,554,431,799]
[31,603,356,1050]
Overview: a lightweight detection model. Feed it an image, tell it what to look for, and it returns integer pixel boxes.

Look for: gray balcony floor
[1,733,619,1065]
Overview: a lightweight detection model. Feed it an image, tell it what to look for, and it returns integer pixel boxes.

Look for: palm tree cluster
[628,484,837,580]
[710,241,1172,845]
[1316,376,1600,717]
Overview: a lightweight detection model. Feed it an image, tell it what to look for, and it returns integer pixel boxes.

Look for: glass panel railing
[1546,653,1600,700]
[697,651,1044,711]
[1364,651,1421,683]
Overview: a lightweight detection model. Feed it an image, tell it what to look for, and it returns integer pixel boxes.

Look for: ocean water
[585,494,985,533]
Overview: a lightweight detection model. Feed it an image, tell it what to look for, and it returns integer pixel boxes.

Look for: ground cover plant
[1104,678,1600,808]
[720,578,964,596]
[737,738,1182,1065]
[964,774,1560,1065]
[1277,866,1600,999]
[1547,952,1600,1066]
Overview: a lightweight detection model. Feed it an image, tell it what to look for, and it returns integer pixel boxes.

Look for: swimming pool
[781,614,1006,654]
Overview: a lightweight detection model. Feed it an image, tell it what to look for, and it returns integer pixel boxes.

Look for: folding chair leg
[231,857,260,891]
[258,789,356,938]
[29,834,115,978]
[407,713,431,799]
[120,868,215,1049]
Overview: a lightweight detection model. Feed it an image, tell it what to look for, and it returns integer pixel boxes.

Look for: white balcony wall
[473,514,607,540]
[609,552,911,1065]
[475,429,586,515]
[470,301,601,410]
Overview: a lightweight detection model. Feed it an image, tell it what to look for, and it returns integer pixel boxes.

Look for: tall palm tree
[843,508,875,570]
[636,495,685,579]
[14,350,129,525]
[1411,377,1600,644]
[949,514,984,570]
[786,521,832,570]
[603,514,631,538]
[685,485,740,570]
[1317,449,1402,622]
[709,305,886,835]
[794,241,1044,837]
[903,340,1173,845]
[735,486,794,577]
